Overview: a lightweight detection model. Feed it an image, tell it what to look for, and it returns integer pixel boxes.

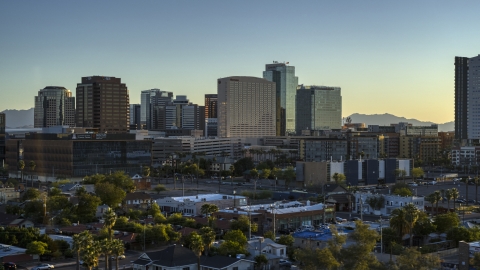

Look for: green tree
[94,182,126,207]
[411,167,424,182]
[154,185,167,194]
[83,173,105,185]
[110,239,125,270]
[277,234,294,247]
[294,247,340,270]
[404,203,420,247]
[233,157,255,176]
[189,232,204,270]
[17,160,25,181]
[28,161,36,187]
[218,240,247,257]
[82,240,101,270]
[223,229,247,246]
[445,189,454,210]
[73,231,94,270]
[434,212,460,233]
[23,188,40,201]
[103,208,117,239]
[393,187,413,197]
[471,252,480,269]
[200,203,219,228]
[254,254,268,270]
[340,221,381,270]
[390,207,409,241]
[26,241,48,258]
[413,211,437,237]
[104,171,136,192]
[450,188,460,211]
[230,215,257,234]
[395,169,407,184]
[332,173,346,184]
[199,227,216,256]
[264,231,275,241]
[395,247,441,270]
[99,238,112,270]
[142,166,150,178]
[75,193,101,223]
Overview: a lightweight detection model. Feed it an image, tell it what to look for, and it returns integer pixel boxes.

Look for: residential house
[0,213,34,228]
[96,204,110,218]
[353,192,424,216]
[133,245,254,270]
[58,183,83,195]
[131,173,151,190]
[0,188,20,203]
[247,238,287,259]
[125,192,152,209]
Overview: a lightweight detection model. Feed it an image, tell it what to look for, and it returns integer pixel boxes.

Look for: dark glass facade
[455,57,469,140]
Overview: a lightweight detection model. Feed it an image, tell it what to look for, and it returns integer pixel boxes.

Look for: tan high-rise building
[76,76,129,133]
[217,76,276,138]
[34,86,75,128]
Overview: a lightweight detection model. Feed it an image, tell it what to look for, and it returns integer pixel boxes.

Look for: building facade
[295,85,342,134]
[218,76,276,138]
[6,133,151,181]
[76,76,130,133]
[34,86,75,128]
[129,104,141,130]
[263,62,298,136]
[455,56,469,140]
[353,192,424,216]
[468,55,480,139]
[140,89,173,129]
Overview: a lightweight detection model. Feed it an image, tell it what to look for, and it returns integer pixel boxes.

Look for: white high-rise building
[217,76,276,138]
[140,89,173,129]
[468,55,480,139]
[34,86,75,128]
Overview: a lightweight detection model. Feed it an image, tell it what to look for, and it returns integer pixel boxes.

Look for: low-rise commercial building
[155,193,247,216]
[353,192,424,216]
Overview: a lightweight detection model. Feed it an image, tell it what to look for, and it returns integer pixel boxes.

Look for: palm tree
[451,188,460,211]
[461,177,470,205]
[445,189,453,210]
[199,227,216,256]
[73,231,93,270]
[82,240,101,270]
[103,208,117,239]
[390,208,409,240]
[432,190,442,215]
[142,166,150,179]
[425,194,436,213]
[110,239,125,270]
[189,233,204,270]
[29,161,36,187]
[200,204,219,228]
[17,160,25,182]
[99,238,112,270]
[404,203,420,247]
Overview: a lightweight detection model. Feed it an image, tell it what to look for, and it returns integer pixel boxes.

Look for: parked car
[111,255,126,260]
[279,259,292,267]
[351,217,361,221]
[455,199,466,204]
[3,262,17,270]
[407,182,418,187]
[335,217,347,222]
[32,263,54,270]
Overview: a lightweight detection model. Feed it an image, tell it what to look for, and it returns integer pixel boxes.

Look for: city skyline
[1,1,480,124]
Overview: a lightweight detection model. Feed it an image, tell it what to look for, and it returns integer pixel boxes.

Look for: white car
[32,263,54,270]
[407,182,418,187]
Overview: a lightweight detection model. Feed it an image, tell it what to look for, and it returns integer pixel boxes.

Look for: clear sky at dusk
[1,1,479,124]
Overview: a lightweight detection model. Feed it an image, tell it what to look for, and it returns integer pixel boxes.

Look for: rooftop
[239,201,325,214]
[169,193,246,203]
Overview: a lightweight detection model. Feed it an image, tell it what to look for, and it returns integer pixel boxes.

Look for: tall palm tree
[110,239,125,270]
[73,231,93,270]
[390,208,409,240]
[102,208,117,270]
[189,233,204,270]
[451,188,460,211]
[99,238,112,270]
[199,227,216,256]
[404,203,420,247]
[445,189,453,210]
[432,190,443,215]
[425,194,436,214]
[29,161,36,187]
[83,240,101,270]
[461,177,470,205]
[17,160,25,182]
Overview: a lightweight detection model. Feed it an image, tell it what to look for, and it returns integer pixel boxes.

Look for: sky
[1,1,479,124]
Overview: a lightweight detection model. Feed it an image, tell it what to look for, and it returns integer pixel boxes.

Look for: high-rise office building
[263,62,298,136]
[205,94,217,119]
[218,76,276,137]
[0,113,5,164]
[34,86,75,128]
[468,55,480,139]
[296,85,342,134]
[76,76,129,133]
[141,89,173,130]
[130,104,141,130]
[455,56,469,140]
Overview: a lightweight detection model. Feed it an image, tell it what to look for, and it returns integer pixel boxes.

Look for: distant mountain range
[0,108,454,132]
[346,113,454,132]
[1,108,34,128]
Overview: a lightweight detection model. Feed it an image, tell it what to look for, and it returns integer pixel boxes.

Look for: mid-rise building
[76,76,129,133]
[140,89,173,129]
[218,76,276,138]
[455,56,469,141]
[263,62,298,136]
[129,104,141,130]
[0,113,5,164]
[6,132,151,181]
[296,85,342,134]
[34,86,75,128]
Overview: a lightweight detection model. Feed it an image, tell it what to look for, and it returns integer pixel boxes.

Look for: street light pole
[270,204,276,236]
[233,188,237,209]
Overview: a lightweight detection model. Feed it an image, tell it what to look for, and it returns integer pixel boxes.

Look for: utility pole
[360,194,364,222]
[379,214,383,254]
[322,184,326,225]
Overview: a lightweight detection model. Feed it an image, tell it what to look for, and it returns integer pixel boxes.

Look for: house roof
[0,213,21,226]
[247,238,286,250]
[324,184,348,194]
[125,192,152,201]
[327,194,352,204]
[144,245,197,267]
[166,193,246,203]
[200,256,245,268]
[178,227,198,237]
